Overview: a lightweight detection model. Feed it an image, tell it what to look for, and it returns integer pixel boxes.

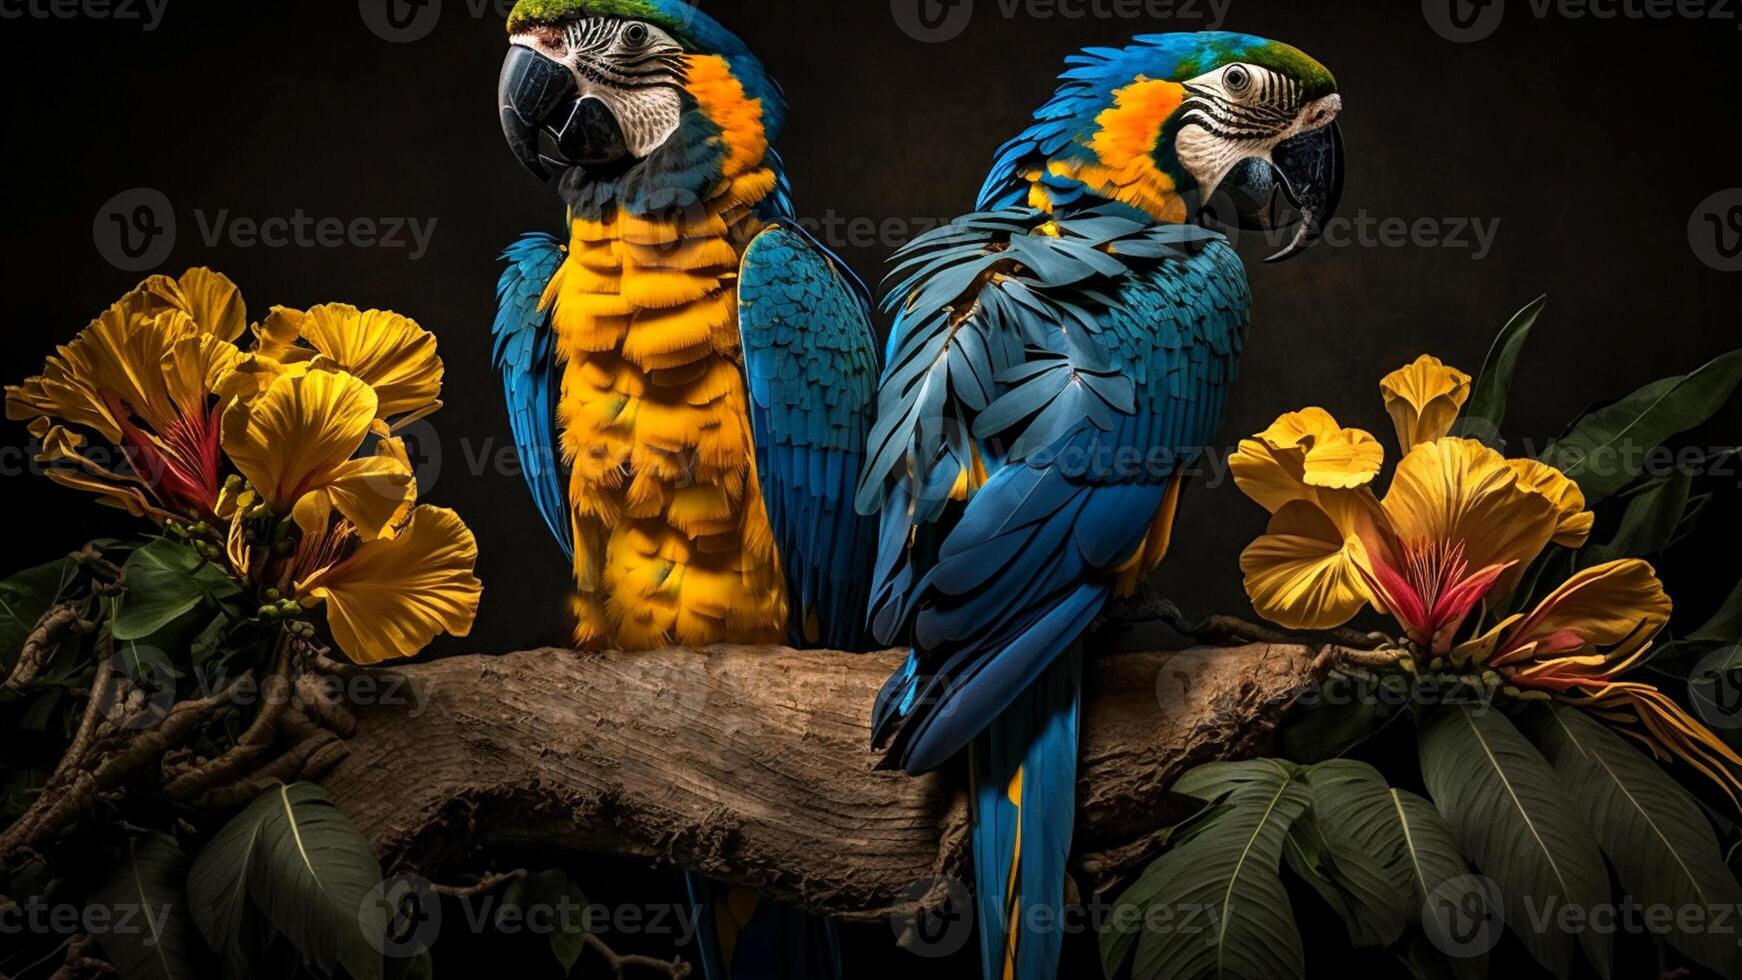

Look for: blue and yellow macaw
[491,2,879,976]
[858,33,1345,980]
[492,0,878,656]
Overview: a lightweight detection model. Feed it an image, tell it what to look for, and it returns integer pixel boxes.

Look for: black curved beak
[499,45,632,183]
[1218,121,1345,263]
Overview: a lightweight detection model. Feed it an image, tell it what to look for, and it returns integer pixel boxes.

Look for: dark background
[1,1,1739,976]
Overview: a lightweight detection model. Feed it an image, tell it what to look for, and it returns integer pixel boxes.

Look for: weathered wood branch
[324,643,1342,921]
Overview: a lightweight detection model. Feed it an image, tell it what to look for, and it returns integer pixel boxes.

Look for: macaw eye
[1224,65,1252,94]
[621,22,650,48]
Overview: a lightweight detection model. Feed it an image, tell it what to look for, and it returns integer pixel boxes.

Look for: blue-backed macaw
[490,2,878,977]
[857,33,1345,980]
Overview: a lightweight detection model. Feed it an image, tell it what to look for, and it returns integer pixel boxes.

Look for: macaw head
[498,0,785,215]
[986,32,1344,261]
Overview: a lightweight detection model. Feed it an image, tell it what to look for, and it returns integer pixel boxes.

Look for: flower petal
[144,268,248,343]
[1489,559,1671,671]
[1230,408,1380,512]
[223,370,379,509]
[1240,499,1373,630]
[320,451,415,542]
[1380,355,1471,453]
[165,332,246,422]
[1507,458,1594,549]
[298,506,482,664]
[1381,438,1559,593]
[285,305,443,423]
[7,303,196,442]
[1303,426,1385,489]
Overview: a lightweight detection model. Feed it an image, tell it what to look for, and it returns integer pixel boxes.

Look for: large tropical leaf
[1542,349,1742,505]
[1102,760,1310,980]
[0,557,78,672]
[90,833,202,980]
[1282,761,1409,947]
[1458,295,1546,439]
[187,782,385,980]
[113,539,240,641]
[1383,790,1487,980]
[1531,704,1742,976]
[1692,576,1742,644]
[1277,673,1408,763]
[1576,469,1695,568]
[1419,706,1611,979]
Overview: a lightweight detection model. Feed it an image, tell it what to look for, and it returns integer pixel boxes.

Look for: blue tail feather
[685,871,841,980]
[971,651,1082,980]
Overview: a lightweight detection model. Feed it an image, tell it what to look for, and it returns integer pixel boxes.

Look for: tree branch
[323,642,1353,920]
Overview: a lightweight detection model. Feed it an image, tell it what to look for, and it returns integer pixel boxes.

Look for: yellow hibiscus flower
[5,270,249,519]
[1233,356,1597,650]
[9,269,482,667]
[221,369,415,542]
[1234,354,1741,802]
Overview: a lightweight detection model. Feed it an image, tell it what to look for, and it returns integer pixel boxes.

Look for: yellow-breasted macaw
[491,3,879,977]
[493,0,878,655]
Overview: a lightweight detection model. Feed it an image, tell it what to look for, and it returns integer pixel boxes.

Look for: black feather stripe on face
[558,18,687,90]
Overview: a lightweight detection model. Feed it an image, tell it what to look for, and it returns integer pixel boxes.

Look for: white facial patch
[511,18,687,159]
[1173,62,1338,203]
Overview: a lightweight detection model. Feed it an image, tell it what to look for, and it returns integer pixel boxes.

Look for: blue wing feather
[861,204,1249,980]
[493,232,571,561]
[738,222,880,651]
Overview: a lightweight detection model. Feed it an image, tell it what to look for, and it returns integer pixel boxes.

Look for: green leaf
[1577,469,1695,568]
[1102,760,1310,980]
[1693,576,1742,645]
[1419,706,1611,979]
[187,783,384,980]
[1532,704,1742,977]
[114,539,241,642]
[1458,295,1547,438]
[1282,761,1409,947]
[387,950,434,980]
[0,557,79,672]
[90,833,201,980]
[1277,672,1409,763]
[1542,349,1742,505]
[1383,790,1487,980]
[500,869,589,974]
